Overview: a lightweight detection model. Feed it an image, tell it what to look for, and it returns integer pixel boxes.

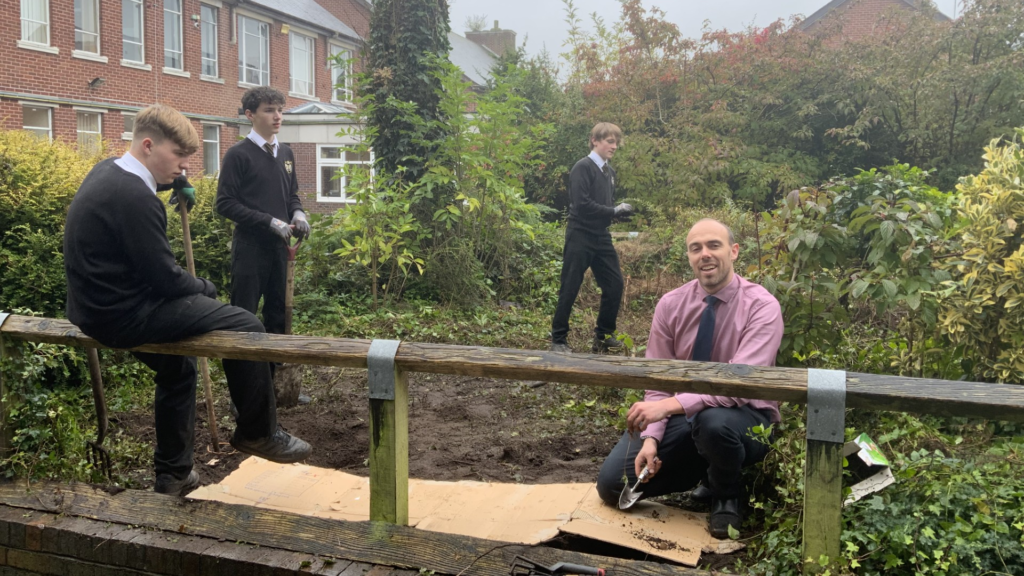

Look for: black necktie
[691,295,719,362]
[263,142,275,157]
[602,163,610,179]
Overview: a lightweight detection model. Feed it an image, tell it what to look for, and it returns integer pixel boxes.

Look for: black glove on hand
[166,175,196,213]
[291,210,311,240]
[613,202,635,220]
[199,278,218,299]
[269,218,293,242]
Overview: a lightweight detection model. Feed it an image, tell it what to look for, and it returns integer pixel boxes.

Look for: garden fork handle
[86,347,107,444]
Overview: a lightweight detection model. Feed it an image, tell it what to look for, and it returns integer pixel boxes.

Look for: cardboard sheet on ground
[189,457,720,566]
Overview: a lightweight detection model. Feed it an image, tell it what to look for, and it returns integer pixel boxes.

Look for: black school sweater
[64,159,207,342]
[215,138,303,248]
[566,156,616,232]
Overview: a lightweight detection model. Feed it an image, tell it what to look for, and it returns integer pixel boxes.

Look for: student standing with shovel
[216,87,311,407]
[64,104,312,496]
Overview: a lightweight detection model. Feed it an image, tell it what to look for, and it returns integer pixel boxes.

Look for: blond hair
[589,122,623,149]
[133,104,200,155]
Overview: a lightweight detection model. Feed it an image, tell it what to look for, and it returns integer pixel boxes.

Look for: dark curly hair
[241,86,285,114]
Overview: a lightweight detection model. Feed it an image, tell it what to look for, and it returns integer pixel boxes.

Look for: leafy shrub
[160,176,234,298]
[0,224,66,318]
[939,130,1024,383]
[0,130,93,239]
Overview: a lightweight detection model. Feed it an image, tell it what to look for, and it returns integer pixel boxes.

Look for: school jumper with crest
[216,138,304,336]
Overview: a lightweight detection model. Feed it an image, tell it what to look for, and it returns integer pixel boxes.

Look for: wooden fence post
[802,369,846,574]
[367,339,408,525]
[0,312,13,458]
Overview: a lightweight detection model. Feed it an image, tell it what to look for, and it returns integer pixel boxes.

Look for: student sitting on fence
[595,218,783,538]
[63,104,312,496]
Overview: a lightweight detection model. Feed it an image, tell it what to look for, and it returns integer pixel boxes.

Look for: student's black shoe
[709,498,743,539]
[550,342,573,354]
[230,428,312,463]
[689,483,713,503]
[592,335,623,353]
[154,470,200,496]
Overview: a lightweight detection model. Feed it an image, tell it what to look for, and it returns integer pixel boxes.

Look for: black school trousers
[550,227,624,344]
[97,295,277,481]
[230,238,288,336]
[595,405,772,505]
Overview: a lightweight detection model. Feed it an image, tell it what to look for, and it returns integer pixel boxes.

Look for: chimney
[465,20,516,56]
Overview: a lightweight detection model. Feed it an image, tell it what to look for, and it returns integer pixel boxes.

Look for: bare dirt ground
[156,368,620,487]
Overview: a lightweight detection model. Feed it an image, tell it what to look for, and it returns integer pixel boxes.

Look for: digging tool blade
[617,466,651,510]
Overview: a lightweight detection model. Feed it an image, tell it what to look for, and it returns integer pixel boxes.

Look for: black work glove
[269,218,293,242]
[613,202,634,220]
[199,278,218,299]
[165,175,196,213]
[291,210,311,240]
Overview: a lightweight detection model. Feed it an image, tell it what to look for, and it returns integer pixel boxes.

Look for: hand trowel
[618,467,651,510]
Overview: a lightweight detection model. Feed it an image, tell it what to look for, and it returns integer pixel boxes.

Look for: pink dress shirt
[642,274,784,442]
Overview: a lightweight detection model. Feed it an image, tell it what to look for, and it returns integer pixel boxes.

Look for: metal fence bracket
[367,339,401,400]
[806,368,846,443]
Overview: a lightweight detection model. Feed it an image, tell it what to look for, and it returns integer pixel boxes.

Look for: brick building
[3,0,374,212]
[799,0,951,41]
[2,0,502,213]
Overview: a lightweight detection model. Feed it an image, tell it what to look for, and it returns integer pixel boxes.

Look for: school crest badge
[284,160,293,174]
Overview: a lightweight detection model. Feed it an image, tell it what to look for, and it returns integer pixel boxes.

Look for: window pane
[239,17,268,85]
[23,107,49,130]
[321,166,341,198]
[123,114,135,133]
[75,0,99,52]
[164,0,182,69]
[203,125,219,175]
[77,112,102,156]
[290,34,313,96]
[345,150,371,163]
[331,45,351,101]
[21,0,48,43]
[122,0,143,61]
[320,146,342,159]
[77,112,99,133]
[201,5,218,77]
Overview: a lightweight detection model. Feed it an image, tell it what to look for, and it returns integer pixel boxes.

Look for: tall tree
[366,0,452,182]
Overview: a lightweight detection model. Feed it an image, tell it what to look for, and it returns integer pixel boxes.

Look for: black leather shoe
[154,470,200,496]
[709,498,743,539]
[592,335,623,353]
[231,429,312,463]
[689,483,712,503]
[550,342,573,354]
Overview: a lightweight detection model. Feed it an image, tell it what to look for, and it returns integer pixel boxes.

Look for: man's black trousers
[230,238,288,335]
[551,227,624,344]
[595,405,772,505]
[98,295,277,481]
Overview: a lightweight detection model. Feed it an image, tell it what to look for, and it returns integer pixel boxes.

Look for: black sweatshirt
[64,159,208,342]
[215,138,303,248]
[566,156,616,232]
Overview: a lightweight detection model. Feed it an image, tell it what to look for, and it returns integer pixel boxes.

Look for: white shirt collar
[588,150,606,170]
[247,130,278,157]
[114,151,157,194]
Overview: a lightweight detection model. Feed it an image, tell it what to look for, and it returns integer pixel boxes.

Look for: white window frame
[329,43,353,103]
[20,0,56,53]
[122,0,146,66]
[200,4,219,79]
[75,110,104,155]
[201,123,221,176]
[289,32,316,99]
[163,0,184,72]
[22,103,54,141]
[74,0,101,55]
[238,15,270,86]
[121,112,135,140]
[317,144,372,203]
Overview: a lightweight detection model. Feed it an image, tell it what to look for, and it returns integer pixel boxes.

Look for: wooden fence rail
[4,313,1024,574]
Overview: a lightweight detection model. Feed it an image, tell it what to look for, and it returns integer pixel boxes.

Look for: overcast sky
[449,0,961,59]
